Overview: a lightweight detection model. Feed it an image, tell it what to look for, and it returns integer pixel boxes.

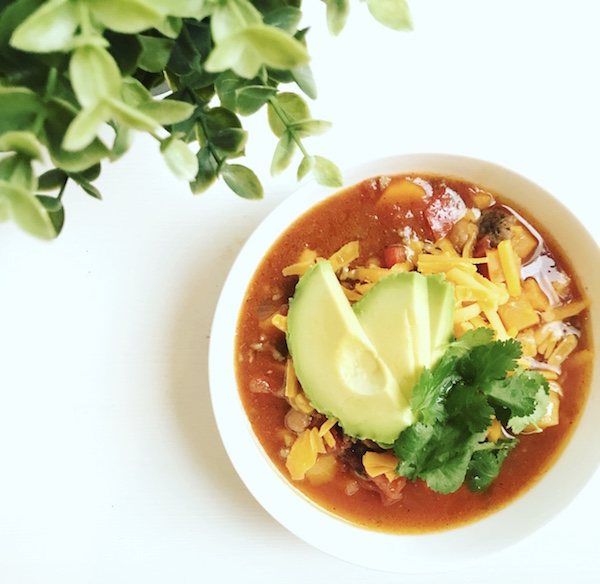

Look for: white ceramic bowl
[208,154,600,573]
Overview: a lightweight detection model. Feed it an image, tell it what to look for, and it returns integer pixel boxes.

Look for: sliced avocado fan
[286,260,454,445]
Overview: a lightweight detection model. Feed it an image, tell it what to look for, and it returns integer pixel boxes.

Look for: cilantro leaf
[394,422,436,480]
[392,327,550,495]
[466,439,518,492]
[507,385,551,434]
[418,428,485,494]
[443,327,495,358]
[410,365,458,425]
[485,368,549,420]
[446,384,495,435]
[458,338,522,384]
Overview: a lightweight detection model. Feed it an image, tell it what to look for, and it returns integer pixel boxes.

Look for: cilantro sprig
[393,328,550,494]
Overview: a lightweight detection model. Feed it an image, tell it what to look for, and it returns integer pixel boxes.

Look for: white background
[1,1,599,581]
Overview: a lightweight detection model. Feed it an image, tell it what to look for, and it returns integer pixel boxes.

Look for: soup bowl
[208,153,600,573]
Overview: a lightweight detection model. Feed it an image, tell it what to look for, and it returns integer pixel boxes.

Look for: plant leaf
[136,34,175,72]
[321,0,350,36]
[214,71,250,112]
[206,25,310,79]
[243,25,310,71]
[9,0,78,53]
[137,98,195,125]
[105,30,143,75]
[263,6,303,34]
[271,130,296,176]
[62,102,110,151]
[0,154,35,190]
[289,119,332,138]
[154,15,183,39]
[297,154,315,181]
[210,0,262,42]
[267,92,311,137]
[107,97,159,132]
[365,0,413,31]
[235,85,278,115]
[0,87,44,133]
[36,195,65,236]
[0,180,57,239]
[120,77,153,106]
[212,128,247,156]
[291,64,318,100]
[68,172,102,200]
[0,130,44,159]
[190,145,218,194]
[160,136,199,181]
[45,100,111,171]
[87,0,166,34]
[221,163,263,199]
[75,164,102,182]
[70,45,123,107]
[312,155,342,187]
[37,169,68,192]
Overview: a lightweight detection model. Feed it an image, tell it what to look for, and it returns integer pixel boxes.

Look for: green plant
[0,0,412,240]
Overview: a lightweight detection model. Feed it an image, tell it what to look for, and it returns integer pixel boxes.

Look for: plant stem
[57,175,69,201]
[268,96,309,157]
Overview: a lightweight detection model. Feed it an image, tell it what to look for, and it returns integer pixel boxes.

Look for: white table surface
[1,1,599,581]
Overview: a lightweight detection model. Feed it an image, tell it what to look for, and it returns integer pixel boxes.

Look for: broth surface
[235,174,592,533]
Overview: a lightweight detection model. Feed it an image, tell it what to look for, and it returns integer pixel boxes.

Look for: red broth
[234,174,593,533]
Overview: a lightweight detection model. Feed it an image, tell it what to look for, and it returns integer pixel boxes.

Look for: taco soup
[234,173,593,533]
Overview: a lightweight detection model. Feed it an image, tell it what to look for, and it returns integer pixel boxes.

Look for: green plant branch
[0,0,413,239]
[268,95,309,158]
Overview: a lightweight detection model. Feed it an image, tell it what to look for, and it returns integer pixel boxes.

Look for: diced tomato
[473,233,492,258]
[248,369,284,395]
[424,187,467,241]
[363,474,407,506]
[383,244,407,268]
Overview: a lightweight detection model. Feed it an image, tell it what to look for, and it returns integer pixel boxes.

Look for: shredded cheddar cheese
[329,240,360,272]
[318,418,337,448]
[362,451,401,482]
[286,428,321,480]
[282,248,319,277]
[271,313,287,332]
[498,239,522,296]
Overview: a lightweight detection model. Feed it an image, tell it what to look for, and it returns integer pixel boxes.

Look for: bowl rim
[208,153,600,573]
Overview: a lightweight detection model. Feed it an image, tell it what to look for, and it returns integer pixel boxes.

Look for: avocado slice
[353,272,431,401]
[286,261,413,445]
[353,272,455,397]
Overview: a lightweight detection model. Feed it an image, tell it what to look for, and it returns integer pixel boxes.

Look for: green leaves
[221,164,263,199]
[1,0,413,239]
[365,0,414,31]
[0,87,44,133]
[70,45,123,108]
[206,0,310,78]
[86,0,167,34]
[0,131,44,160]
[297,155,342,186]
[466,441,517,492]
[393,328,549,494]
[268,93,341,186]
[10,0,78,53]
[322,0,350,36]
[0,180,58,240]
[235,85,278,115]
[160,136,198,181]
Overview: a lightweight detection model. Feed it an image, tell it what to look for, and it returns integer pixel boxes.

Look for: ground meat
[477,208,516,247]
